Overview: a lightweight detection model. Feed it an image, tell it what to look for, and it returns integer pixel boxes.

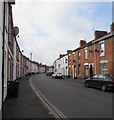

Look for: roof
[73,31,114,52]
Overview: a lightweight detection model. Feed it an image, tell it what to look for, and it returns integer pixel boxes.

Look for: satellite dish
[13,26,19,37]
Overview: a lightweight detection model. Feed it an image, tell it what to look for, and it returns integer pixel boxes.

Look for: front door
[90,65,93,77]
[74,66,76,78]
[72,66,76,79]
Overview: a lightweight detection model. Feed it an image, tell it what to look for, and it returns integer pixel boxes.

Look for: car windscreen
[106,74,114,79]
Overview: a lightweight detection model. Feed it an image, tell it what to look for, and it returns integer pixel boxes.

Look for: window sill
[99,55,105,57]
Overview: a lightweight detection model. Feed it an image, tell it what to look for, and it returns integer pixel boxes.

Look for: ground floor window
[85,65,88,76]
[101,63,108,74]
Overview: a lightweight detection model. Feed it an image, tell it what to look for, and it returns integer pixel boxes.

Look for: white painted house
[0,2,15,118]
[60,55,68,76]
[0,1,11,118]
[0,1,3,118]
[31,62,38,73]
[53,54,68,77]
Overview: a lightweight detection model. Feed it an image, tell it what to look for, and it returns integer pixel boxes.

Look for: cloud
[12,2,111,65]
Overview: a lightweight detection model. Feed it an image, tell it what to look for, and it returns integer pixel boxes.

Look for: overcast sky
[12,0,113,66]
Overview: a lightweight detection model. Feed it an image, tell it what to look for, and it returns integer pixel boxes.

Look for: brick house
[69,23,114,79]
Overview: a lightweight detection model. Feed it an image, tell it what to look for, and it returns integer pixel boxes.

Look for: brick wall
[69,34,114,79]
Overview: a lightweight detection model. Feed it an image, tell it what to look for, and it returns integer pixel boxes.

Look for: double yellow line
[29,77,68,120]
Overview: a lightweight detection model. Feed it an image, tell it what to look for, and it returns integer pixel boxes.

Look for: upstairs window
[73,53,75,62]
[84,49,88,60]
[65,58,68,63]
[99,41,105,56]
[78,51,80,61]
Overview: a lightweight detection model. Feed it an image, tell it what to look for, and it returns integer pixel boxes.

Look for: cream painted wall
[4,3,9,99]
[0,1,3,118]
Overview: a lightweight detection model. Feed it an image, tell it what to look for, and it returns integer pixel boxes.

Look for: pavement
[3,75,53,119]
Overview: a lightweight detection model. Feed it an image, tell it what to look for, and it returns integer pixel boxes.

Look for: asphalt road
[31,74,113,118]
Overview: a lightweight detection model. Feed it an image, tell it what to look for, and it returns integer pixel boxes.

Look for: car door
[97,74,105,88]
[91,75,99,87]
[95,74,105,88]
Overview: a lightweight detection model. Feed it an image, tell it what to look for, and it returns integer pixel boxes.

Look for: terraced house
[53,50,72,77]
[69,23,114,79]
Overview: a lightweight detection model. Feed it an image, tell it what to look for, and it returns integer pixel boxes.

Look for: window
[65,58,68,63]
[78,51,80,60]
[99,41,105,56]
[101,63,108,74]
[92,75,99,79]
[98,75,105,79]
[106,74,114,79]
[84,49,88,60]
[73,53,75,62]
[78,64,81,75]
[85,65,88,76]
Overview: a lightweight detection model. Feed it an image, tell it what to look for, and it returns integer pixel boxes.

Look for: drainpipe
[2,1,5,119]
[94,44,97,74]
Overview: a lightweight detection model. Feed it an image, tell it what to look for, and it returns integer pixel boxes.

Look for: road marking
[29,77,68,120]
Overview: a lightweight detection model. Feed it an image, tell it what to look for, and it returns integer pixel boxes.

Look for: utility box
[7,80,19,98]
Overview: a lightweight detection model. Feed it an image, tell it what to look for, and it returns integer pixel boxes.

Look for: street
[31,74,113,118]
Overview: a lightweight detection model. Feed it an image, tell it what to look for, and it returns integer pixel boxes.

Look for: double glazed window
[99,41,105,56]
[101,63,108,74]
[84,49,88,60]
[78,51,80,60]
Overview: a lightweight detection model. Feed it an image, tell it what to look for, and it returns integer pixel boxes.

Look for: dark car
[84,74,114,91]
[46,71,54,76]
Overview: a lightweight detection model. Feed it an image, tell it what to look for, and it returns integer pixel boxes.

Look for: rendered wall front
[0,1,3,118]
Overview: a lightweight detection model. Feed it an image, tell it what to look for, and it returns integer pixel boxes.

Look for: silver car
[52,72,63,79]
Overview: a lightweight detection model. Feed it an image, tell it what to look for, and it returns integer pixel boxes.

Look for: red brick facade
[69,23,114,79]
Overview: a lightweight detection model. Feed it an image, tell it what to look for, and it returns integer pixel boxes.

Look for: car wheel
[85,82,89,88]
[101,85,107,92]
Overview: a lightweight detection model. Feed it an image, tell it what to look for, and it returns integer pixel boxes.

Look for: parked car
[84,74,114,91]
[46,71,54,76]
[52,72,63,79]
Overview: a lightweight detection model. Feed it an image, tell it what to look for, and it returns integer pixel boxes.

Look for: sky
[12,0,113,66]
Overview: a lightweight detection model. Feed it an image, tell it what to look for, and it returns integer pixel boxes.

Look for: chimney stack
[59,54,66,58]
[94,30,107,39]
[80,40,86,47]
[67,50,72,54]
[110,22,114,32]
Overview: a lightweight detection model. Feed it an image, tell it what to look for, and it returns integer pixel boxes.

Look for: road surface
[31,74,113,118]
